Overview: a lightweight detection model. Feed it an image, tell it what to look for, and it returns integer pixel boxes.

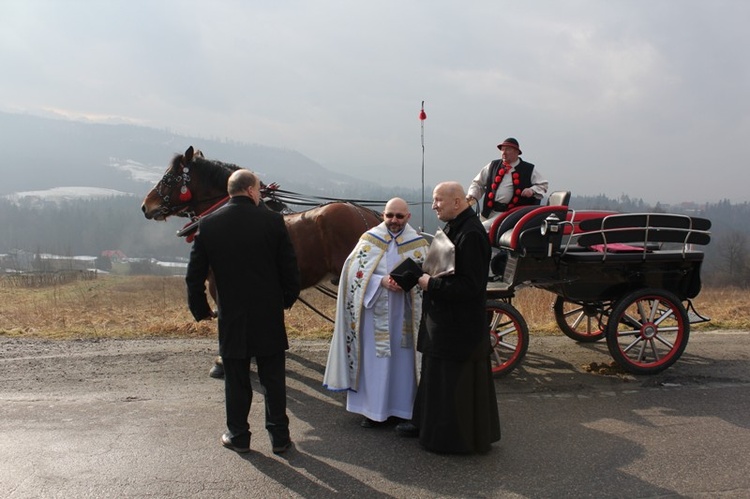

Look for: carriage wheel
[606,288,689,375]
[553,296,606,343]
[486,300,529,376]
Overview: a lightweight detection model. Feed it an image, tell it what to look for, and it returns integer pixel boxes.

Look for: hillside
[0,111,368,197]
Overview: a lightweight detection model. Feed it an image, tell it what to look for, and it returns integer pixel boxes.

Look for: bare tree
[715,231,750,287]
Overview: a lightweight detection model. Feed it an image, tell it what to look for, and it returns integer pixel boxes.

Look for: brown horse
[141,146,382,289]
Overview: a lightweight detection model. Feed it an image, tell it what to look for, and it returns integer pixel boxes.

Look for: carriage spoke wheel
[553,296,607,343]
[486,300,529,376]
[606,288,689,375]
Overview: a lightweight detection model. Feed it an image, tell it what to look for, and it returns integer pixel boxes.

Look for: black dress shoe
[395,421,419,437]
[209,362,224,379]
[272,440,293,454]
[221,433,250,453]
[360,417,383,428]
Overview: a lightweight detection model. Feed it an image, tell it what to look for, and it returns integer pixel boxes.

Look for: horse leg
[207,268,218,307]
[209,356,224,379]
[206,268,224,379]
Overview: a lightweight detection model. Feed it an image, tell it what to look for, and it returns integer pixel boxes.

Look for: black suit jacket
[418,207,491,361]
[185,197,300,358]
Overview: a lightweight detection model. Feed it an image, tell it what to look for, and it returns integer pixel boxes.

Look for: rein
[197,195,231,217]
[259,188,392,208]
[176,195,230,240]
[294,284,338,323]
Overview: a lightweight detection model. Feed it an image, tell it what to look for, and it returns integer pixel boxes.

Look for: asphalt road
[1,330,749,498]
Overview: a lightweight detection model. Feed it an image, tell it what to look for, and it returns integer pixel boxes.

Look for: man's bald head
[383,197,411,233]
[227,169,261,205]
[432,181,469,222]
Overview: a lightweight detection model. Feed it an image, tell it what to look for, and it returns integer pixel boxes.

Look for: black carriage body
[497,210,709,303]
[534,252,702,303]
[500,251,702,303]
[487,204,712,377]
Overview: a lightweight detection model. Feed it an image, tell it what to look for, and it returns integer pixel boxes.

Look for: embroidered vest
[481,159,538,218]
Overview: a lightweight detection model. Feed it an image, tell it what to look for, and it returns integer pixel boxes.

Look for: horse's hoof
[209,363,225,379]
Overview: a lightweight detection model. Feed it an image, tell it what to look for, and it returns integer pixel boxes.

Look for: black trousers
[222,351,290,447]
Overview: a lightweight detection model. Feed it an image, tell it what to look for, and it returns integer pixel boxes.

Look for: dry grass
[0,274,341,341]
[507,286,750,333]
[0,274,747,341]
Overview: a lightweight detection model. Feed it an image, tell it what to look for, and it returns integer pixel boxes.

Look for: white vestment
[323,223,428,422]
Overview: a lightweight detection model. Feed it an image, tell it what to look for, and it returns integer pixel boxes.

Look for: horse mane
[175,152,241,192]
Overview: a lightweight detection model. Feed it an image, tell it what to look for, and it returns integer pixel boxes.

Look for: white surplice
[345,236,417,422]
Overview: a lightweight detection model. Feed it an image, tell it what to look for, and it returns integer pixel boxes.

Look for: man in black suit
[186,169,300,454]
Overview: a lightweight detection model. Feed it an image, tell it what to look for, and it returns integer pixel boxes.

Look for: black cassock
[413,207,501,454]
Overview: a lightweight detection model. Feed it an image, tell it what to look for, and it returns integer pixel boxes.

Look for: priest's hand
[382,276,402,292]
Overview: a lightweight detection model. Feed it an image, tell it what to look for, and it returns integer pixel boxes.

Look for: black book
[389,257,423,291]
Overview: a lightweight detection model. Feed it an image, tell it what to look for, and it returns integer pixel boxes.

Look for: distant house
[101,249,127,261]
[1,249,185,276]
[33,253,98,272]
[111,257,186,276]
[0,250,35,272]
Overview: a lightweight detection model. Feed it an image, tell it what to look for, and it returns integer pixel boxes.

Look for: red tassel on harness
[179,186,192,202]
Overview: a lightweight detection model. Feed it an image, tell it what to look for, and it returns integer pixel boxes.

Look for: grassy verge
[1,274,747,341]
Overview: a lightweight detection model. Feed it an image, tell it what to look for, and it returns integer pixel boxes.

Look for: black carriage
[485,191,712,376]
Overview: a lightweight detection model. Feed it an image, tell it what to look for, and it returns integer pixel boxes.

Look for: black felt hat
[497,137,522,155]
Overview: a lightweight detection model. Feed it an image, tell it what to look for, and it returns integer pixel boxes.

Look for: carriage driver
[466,137,548,230]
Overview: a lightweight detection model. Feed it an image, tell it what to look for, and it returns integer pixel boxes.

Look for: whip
[419,101,427,232]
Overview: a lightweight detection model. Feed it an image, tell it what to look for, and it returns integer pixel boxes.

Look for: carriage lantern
[541,213,561,257]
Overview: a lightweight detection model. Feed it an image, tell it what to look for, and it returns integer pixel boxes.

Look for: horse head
[141,146,238,220]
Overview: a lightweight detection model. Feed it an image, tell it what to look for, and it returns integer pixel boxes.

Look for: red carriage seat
[573,213,712,254]
[488,190,572,247]
[564,210,619,235]
[488,206,536,247]
[561,213,711,270]
[495,205,571,256]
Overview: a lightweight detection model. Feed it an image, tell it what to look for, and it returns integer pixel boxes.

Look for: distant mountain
[5,186,132,208]
[0,111,369,199]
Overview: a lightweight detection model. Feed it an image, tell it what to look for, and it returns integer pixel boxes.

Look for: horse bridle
[150,154,194,217]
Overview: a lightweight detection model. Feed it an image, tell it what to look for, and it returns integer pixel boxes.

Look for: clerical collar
[388,229,404,239]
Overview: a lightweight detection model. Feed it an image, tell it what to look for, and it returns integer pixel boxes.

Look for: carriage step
[486,280,512,293]
[686,300,711,324]
[688,311,711,324]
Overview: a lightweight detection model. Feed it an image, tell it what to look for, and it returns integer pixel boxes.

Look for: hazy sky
[2,0,748,204]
